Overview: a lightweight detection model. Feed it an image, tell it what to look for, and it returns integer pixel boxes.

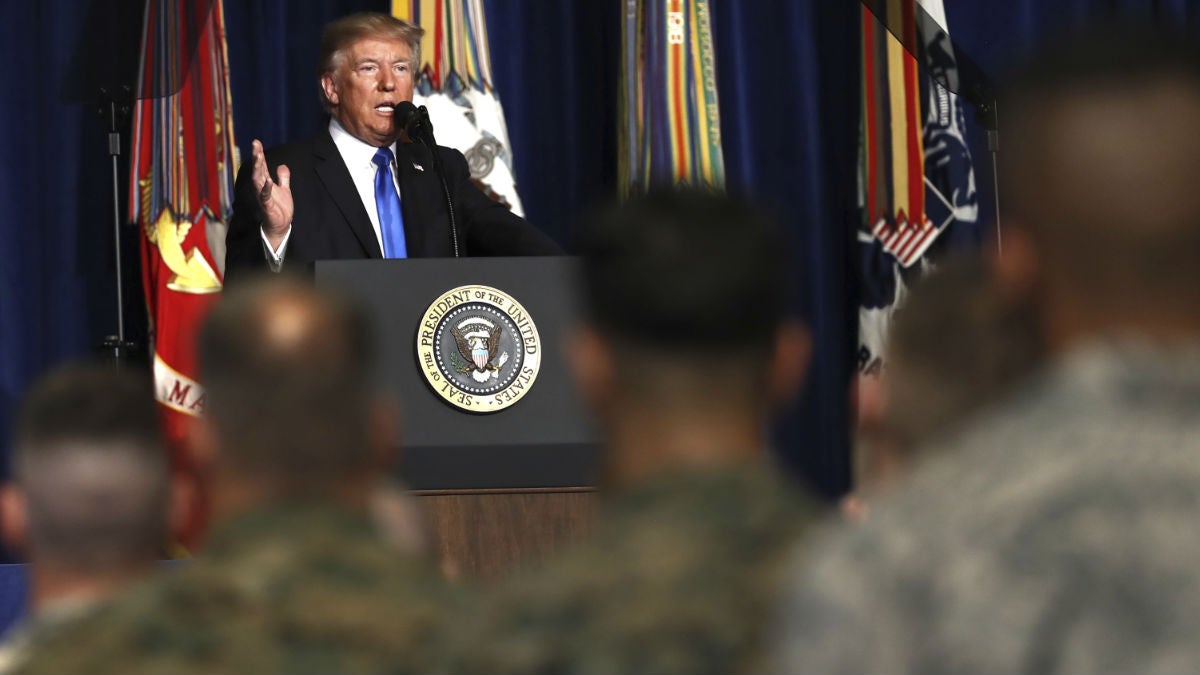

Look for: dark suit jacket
[225,126,560,281]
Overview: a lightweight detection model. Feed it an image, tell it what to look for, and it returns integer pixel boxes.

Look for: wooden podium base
[415,488,598,580]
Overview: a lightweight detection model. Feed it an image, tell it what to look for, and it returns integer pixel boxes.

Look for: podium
[313,257,600,577]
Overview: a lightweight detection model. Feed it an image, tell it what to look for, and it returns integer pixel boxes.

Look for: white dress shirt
[261,117,402,268]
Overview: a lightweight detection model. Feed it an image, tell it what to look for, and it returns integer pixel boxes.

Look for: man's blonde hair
[317,12,425,110]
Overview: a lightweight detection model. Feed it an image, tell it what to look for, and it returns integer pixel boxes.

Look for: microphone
[394,100,459,257]
[396,101,434,145]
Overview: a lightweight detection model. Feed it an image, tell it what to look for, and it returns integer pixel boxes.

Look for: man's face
[322,37,415,147]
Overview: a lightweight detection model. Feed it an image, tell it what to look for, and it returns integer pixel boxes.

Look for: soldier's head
[995,25,1200,351]
[855,256,1043,494]
[196,277,395,507]
[2,364,169,587]
[571,189,809,482]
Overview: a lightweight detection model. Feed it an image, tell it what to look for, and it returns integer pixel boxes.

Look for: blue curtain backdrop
[5,0,1200,536]
[709,0,861,498]
[0,1,145,480]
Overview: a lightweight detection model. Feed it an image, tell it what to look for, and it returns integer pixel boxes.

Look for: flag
[130,0,236,448]
[857,0,979,376]
[392,0,525,215]
[619,0,725,191]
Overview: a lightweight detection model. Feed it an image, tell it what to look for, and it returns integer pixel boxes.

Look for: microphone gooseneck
[395,101,459,257]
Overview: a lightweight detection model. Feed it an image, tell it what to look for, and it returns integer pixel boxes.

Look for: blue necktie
[372,147,407,258]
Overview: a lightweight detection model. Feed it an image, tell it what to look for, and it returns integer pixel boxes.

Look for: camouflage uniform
[769,340,1200,674]
[0,599,99,674]
[450,463,820,675]
[19,503,461,675]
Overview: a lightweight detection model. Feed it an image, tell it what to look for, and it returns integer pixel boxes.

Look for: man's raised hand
[251,139,294,249]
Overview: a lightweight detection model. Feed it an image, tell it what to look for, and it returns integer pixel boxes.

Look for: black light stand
[97,86,139,365]
[63,0,191,369]
[977,98,1003,256]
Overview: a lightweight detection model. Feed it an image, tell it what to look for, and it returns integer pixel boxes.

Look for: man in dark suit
[225,13,559,281]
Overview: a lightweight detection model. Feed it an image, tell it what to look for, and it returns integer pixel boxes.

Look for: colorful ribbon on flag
[620,0,725,192]
[392,0,525,215]
[857,0,980,375]
[129,0,236,444]
[860,2,932,268]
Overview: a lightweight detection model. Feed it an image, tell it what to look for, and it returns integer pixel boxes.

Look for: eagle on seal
[451,320,504,383]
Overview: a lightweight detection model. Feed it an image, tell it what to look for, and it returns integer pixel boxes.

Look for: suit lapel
[312,128,383,259]
[395,141,443,257]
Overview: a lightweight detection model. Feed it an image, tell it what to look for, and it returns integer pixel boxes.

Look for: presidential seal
[416,285,542,413]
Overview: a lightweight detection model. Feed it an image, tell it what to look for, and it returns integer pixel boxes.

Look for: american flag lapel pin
[412,162,425,172]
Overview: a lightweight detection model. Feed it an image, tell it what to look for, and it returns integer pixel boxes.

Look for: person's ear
[321,74,340,108]
[167,471,197,549]
[767,319,811,407]
[565,325,617,417]
[0,484,29,557]
[853,371,888,438]
[367,393,401,475]
[186,415,220,479]
[991,222,1041,305]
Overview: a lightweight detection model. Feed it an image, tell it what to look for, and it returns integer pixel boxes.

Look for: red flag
[130,0,236,548]
[130,0,236,451]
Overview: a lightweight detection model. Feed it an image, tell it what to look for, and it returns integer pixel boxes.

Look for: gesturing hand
[251,139,294,249]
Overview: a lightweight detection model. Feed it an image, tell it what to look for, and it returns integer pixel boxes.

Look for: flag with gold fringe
[857,0,979,375]
[391,0,525,215]
[130,0,237,446]
[620,0,725,191]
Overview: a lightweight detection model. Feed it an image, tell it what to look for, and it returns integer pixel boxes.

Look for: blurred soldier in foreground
[21,279,459,674]
[769,26,1200,674]
[451,189,820,674]
[849,256,1041,505]
[0,366,172,674]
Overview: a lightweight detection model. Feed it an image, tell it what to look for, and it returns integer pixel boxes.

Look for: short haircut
[999,23,1200,109]
[997,24,1200,307]
[317,12,425,110]
[14,364,168,570]
[575,189,792,406]
[885,256,1041,454]
[198,277,378,493]
[578,188,789,353]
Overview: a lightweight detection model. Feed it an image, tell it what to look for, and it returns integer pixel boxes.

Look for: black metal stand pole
[979,99,1002,257]
[411,105,460,258]
[98,88,138,365]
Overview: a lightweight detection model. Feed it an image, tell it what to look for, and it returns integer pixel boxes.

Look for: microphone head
[396,101,434,143]
[395,101,419,129]
[414,104,434,136]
